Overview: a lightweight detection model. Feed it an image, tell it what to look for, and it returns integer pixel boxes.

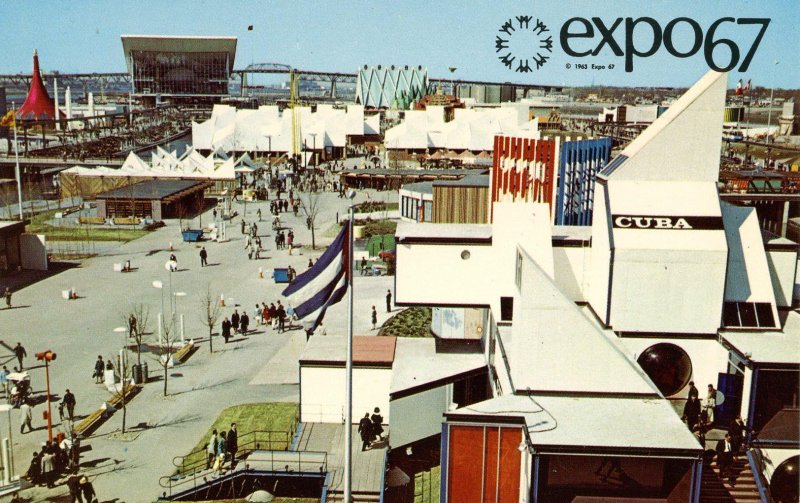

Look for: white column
[65,87,73,131]
[157,313,163,344]
[53,79,60,131]
[180,314,185,343]
[2,438,10,485]
[88,92,95,119]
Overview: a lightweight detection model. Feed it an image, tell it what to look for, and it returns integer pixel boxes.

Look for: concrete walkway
[1,187,398,502]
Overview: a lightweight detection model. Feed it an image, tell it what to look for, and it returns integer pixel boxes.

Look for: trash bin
[141,362,148,383]
[132,364,143,384]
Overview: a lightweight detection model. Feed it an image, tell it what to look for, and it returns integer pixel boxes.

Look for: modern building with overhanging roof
[386,70,799,502]
[121,35,237,103]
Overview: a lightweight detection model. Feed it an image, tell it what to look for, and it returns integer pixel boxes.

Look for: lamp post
[765,60,779,168]
[309,133,317,168]
[35,351,57,442]
[174,291,187,342]
[152,280,165,344]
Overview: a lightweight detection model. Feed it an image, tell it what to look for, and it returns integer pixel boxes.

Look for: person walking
[20,400,33,433]
[240,312,250,335]
[687,381,699,400]
[269,303,278,330]
[716,433,734,481]
[371,306,378,330]
[371,407,385,442]
[93,356,104,383]
[221,317,232,343]
[277,302,286,333]
[257,208,262,221]
[13,342,27,370]
[79,476,96,503]
[200,247,208,267]
[705,384,717,425]
[4,287,11,308]
[358,413,373,451]
[682,395,701,431]
[386,289,392,313]
[206,429,218,470]
[241,220,246,235]
[0,366,8,397]
[227,423,238,467]
[216,431,227,473]
[41,450,55,488]
[231,310,240,335]
[62,389,77,421]
[67,473,83,503]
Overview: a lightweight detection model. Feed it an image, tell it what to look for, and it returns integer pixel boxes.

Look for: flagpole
[344,189,356,503]
[12,103,23,221]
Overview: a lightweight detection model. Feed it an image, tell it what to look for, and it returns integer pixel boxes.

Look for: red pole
[44,360,53,442]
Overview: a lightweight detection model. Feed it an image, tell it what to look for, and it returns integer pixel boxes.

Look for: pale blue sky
[1,0,798,88]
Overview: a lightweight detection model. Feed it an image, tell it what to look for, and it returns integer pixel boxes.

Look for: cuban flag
[282,224,350,331]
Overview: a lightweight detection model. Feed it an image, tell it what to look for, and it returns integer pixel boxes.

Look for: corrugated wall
[433,185,489,224]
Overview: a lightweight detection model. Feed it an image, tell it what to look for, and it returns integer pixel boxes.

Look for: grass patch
[26,209,150,242]
[379,307,432,337]
[414,466,440,503]
[178,402,299,474]
[354,201,399,213]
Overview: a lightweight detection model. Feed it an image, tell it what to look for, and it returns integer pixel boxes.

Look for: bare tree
[301,191,322,250]
[124,304,150,367]
[199,286,222,354]
[155,315,179,397]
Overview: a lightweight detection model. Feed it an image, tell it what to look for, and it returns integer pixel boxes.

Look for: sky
[1,0,798,88]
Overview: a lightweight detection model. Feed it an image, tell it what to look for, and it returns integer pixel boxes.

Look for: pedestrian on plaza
[274,233,281,250]
[4,287,11,308]
[257,208,262,221]
[169,253,178,271]
[358,413,373,451]
[66,472,83,503]
[240,311,250,335]
[228,423,238,466]
[361,257,367,276]
[41,450,55,488]
[200,247,208,267]
[386,289,392,313]
[262,304,270,326]
[287,231,294,247]
[212,208,217,220]
[252,222,258,236]
[371,306,378,330]
[93,356,104,383]
[79,476,96,503]
[0,366,8,397]
[241,220,246,235]
[25,452,41,486]
[269,303,278,329]
[287,266,296,283]
[308,258,313,269]
[106,359,114,371]
[221,317,232,343]
[206,429,218,470]
[20,400,33,433]
[277,302,286,333]
[254,305,261,326]
[231,309,240,334]
[13,342,27,370]
[128,314,137,339]
[62,389,77,421]
[728,415,749,456]
[371,407,385,442]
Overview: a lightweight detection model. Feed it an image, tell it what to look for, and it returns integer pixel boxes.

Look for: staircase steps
[700,457,762,503]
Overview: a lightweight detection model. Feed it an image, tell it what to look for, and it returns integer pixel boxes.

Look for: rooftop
[299,336,397,367]
[390,338,486,397]
[95,179,207,200]
[395,222,492,243]
[121,35,237,72]
[721,311,800,365]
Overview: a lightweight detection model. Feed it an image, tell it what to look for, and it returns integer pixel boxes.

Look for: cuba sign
[612,215,725,230]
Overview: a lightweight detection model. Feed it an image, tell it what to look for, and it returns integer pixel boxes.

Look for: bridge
[0,64,564,97]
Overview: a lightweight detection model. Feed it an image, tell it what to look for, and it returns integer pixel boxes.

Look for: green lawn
[379,307,432,337]
[26,209,150,242]
[414,466,441,503]
[178,402,299,474]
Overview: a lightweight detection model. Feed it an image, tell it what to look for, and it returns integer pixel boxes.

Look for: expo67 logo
[495,16,553,72]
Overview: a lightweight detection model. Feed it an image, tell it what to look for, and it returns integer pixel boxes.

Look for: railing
[159,450,328,499]
[172,429,292,476]
[747,448,775,503]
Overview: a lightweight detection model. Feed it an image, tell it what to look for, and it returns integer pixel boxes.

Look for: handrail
[379,448,388,503]
[747,448,775,503]
[159,450,328,497]
[172,429,292,475]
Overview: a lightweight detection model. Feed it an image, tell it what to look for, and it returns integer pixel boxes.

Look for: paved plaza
[1,187,397,502]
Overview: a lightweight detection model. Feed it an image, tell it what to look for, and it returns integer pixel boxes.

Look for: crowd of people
[220,299,294,343]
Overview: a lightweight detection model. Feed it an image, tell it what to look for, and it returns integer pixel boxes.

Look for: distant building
[121,35,237,105]
[355,65,430,109]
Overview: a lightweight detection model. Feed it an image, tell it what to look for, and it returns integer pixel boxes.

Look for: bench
[73,384,140,438]
[174,342,196,363]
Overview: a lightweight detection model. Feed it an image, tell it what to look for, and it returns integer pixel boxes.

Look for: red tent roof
[16,50,61,121]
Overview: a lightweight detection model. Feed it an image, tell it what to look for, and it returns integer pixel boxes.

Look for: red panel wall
[447,424,522,503]
[489,134,557,222]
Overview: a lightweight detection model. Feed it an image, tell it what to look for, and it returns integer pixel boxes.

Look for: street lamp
[152,280,165,344]
[309,133,317,168]
[765,60,780,168]
[35,351,57,442]
[174,291,187,342]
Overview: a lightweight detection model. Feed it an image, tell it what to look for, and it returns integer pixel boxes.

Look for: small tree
[200,286,222,354]
[124,304,150,367]
[155,315,178,397]
[301,191,321,250]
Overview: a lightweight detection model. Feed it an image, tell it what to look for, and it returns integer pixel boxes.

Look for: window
[460,250,471,260]
[500,297,513,322]
[722,301,776,328]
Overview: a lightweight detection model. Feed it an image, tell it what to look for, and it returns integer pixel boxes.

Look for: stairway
[701,456,763,503]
